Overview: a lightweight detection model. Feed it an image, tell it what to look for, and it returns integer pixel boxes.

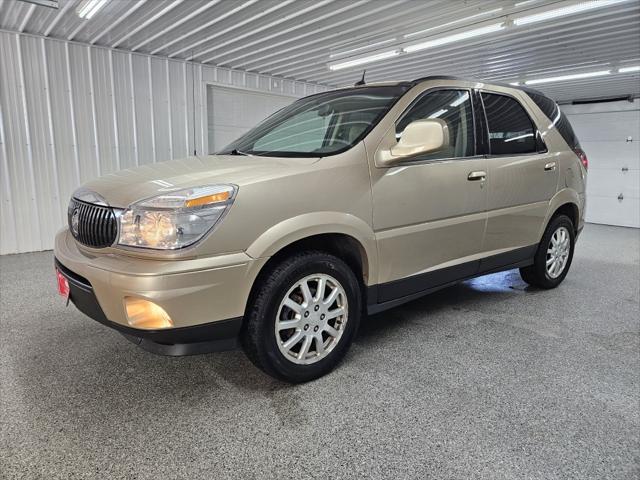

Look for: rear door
[480,91,558,261]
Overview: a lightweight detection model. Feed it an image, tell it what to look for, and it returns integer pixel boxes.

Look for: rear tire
[520,214,575,289]
[242,251,361,383]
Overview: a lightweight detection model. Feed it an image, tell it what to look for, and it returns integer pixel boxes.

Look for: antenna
[354,70,366,86]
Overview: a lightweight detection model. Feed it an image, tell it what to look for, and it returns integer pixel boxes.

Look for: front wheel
[520,214,575,289]
[242,251,361,383]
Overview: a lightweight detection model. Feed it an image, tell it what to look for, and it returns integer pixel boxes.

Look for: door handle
[467,171,486,181]
[544,162,557,171]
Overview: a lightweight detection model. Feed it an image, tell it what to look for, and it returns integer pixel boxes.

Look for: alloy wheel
[546,226,571,279]
[275,274,348,365]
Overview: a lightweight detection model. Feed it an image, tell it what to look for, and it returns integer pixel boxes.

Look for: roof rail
[409,75,549,98]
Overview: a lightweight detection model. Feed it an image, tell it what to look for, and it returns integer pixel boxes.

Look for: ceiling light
[404,8,503,38]
[77,0,108,19]
[525,70,611,85]
[513,0,631,26]
[329,38,397,59]
[328,50,400,71]
[404,23,505,54]
[619,65,640,73]
[509,81,520,86]
[514,0,543,6]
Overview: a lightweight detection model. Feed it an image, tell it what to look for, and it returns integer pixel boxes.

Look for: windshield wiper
[229,148,253,156]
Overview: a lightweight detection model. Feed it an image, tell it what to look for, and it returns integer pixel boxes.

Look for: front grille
[68,199,117,248]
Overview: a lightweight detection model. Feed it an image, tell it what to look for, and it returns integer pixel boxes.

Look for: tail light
[574,147,588,170]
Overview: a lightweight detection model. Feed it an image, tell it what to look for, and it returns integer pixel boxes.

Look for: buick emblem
[71,208,80,236]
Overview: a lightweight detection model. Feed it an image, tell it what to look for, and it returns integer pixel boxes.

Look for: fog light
[124,297,173,329]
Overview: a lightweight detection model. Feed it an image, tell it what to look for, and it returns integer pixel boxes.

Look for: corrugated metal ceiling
[1,0,639,102]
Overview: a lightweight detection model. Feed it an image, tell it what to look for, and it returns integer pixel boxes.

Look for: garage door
[207,86,296,153]
[563,101,640,228]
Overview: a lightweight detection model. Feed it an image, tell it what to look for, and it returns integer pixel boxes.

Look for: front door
[370,89,487,302]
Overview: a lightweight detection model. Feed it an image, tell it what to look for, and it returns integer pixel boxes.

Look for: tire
[241,251,361,383]
[520,214,575,289]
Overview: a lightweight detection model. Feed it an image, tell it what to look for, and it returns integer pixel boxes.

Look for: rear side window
[526,91,581,149]
[481,93,537,155]
[396,89,475,160]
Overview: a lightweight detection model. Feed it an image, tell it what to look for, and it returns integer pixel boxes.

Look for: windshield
[219,85,410,157]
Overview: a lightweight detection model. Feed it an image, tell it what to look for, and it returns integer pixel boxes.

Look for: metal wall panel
[112,51,136,170]
[0,32,42,253]
[168,59,187,158]
[150,56,171,163]
[131,53,153,166]
[0,32,327,255]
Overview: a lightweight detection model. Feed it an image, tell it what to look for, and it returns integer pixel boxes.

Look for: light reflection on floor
[465,270,526,293]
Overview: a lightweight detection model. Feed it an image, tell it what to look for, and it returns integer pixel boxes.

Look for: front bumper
[54,229,268,355]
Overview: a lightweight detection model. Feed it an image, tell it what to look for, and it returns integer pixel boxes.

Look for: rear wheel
[520,214,575,289]
[242,251,361,383]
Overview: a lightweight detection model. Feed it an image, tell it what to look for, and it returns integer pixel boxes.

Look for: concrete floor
[1,223,638,479]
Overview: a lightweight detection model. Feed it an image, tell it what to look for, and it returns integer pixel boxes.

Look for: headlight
[117,184,237,250]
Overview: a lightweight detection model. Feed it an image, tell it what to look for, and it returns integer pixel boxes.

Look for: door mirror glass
[390,119,449,158]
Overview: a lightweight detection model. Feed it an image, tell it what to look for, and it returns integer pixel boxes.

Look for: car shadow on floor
[13,269,539,418]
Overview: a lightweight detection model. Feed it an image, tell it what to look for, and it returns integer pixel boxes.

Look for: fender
[245,212,378,285]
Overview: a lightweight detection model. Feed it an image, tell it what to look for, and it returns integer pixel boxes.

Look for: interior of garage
[1,1,639,478]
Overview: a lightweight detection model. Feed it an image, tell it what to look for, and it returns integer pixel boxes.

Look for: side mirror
[385,119,449,163]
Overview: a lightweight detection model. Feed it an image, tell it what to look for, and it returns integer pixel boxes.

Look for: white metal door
[206,86,295,153]
[564,101,640,228]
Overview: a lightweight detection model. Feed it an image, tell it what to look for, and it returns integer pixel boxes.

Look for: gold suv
[55,76,587,382]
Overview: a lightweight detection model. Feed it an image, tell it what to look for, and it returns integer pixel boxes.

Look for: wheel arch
[540,188,582,239]
[243,213,377,317]
[552,203,579,232]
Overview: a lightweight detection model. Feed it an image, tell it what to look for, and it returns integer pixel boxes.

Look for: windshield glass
[219,85,410,157]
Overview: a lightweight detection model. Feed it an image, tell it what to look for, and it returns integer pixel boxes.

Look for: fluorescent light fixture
[328,50,400,71]
[513,0,631,26]
[619,65,640,73]
[404,8,503,38]
[404,23,505,54]
[329,38,397,59]
[77,0,108,19]
[525,70,611,85]
[509,81,520,85]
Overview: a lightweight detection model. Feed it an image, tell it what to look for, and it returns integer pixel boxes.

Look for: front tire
[242,251,361,383]
[520,214,575,289]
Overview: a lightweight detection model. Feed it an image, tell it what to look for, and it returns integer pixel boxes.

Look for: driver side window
[396,89,474,160]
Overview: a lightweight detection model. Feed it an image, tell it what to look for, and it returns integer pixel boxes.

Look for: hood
[80,155,318,208]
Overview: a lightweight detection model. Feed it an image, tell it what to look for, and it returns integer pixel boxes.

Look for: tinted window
[396,90,474,160]
[482,93,537,155]
[220,85,410,157]
[527,91,581,149]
